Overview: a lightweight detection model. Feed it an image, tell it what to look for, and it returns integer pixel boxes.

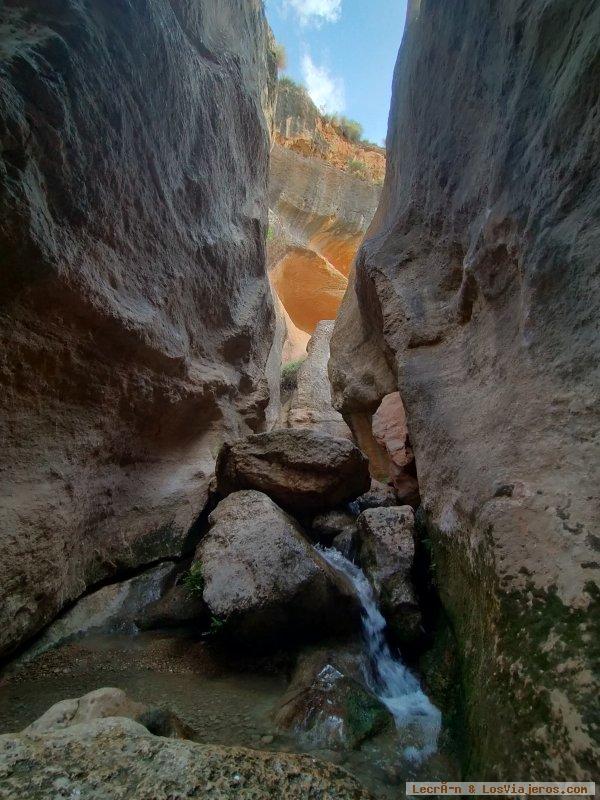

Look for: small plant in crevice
[280,357,305,395]
[182,563,204,597]
[209,615,225,635]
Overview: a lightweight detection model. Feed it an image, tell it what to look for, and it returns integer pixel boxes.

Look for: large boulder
[196,491,359,643]
[23,687,194,740]
[274,647,393,751]
[0,0,277,659]
[215,430,370,514]
[0,717,372,799]
[357,507,422,643]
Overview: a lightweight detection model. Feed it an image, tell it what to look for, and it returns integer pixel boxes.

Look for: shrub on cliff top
[273,42,287,71]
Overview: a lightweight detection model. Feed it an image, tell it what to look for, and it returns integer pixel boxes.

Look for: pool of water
[0,632,458,798]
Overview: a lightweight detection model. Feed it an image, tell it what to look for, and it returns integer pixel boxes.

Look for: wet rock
[0,717,371,799]
[357,507,422,643]
[215,430,370,515]
[351,479,399,513]
[19,563,175,664]
[24,687,194,740]
[332,531,357,560]
[311,510,358,547]
[0,0,277,659]
[274,647,392,750]
[197,491,360,644]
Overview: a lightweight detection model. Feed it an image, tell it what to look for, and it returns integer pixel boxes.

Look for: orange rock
[270,247,347,334]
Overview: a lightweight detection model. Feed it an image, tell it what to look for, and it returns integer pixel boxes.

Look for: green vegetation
[267,225,275,242]
[273,41,287,71]
[280,357,305,395]
[323,113,363,143]
[278,75,305,92]
[182,563,204,597]
[347,158,369,179]
[209,615,225,635]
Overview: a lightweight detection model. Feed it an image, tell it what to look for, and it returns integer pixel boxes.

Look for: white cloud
[286,0,341,26]
[301,53,345,114]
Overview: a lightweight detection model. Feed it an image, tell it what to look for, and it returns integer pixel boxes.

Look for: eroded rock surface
[372,394,420,506]
[330,0,600,777]
[0,717,372,799]
[215,430,370,514]
[197,491,359,643]
[0,1,276,657]
[280,321,351,439]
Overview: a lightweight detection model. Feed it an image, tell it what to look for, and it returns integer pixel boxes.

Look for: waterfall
[318,546,442,763]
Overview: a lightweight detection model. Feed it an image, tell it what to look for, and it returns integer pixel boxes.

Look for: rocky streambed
[0,427,459,798]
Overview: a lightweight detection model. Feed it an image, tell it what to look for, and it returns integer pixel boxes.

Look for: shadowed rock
[196,491,360,644]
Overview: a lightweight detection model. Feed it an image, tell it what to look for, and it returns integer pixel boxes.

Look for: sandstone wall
[330,0,600,779]
[0,0,276,658]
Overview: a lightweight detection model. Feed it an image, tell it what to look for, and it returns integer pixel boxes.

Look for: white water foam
[318,546,442,763]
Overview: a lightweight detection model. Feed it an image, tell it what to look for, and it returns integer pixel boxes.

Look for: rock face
[0,1,276,657]
[197,491,359,643]
[280,321,352,439]
[0,717,372,799]
[356,507,421,643]
[330,0,600,778]
[268,80,383,342]
[372,394,420,506]
[19,562,175,664]
[23,687,193,740]
[215,430,370,514]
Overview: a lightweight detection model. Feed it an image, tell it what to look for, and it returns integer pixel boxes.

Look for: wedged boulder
[196,491,360,643]
[25,687,194,740]
[274,647,392,750]
[311,510,358,547]
[215,430,370,514]
[0,717,371,799]
[357,507,422,643]
[351,479,399,513]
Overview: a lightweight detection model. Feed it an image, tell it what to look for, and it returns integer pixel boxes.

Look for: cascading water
[318,546,442,763]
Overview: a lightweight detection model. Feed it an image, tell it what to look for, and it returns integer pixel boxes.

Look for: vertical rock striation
[330,0,600,779]
[0,1,276,658]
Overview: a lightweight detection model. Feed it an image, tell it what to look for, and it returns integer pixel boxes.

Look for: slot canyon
[0,1,598,798]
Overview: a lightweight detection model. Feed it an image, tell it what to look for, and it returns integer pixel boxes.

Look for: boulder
[357,507,422,643]
[196,491,360,643]
[332,531,357,561]
[215,430,370,515]
[0,717,371,799]
[351,479,399,513]
[274,647,392,750]
[24,687,194,740]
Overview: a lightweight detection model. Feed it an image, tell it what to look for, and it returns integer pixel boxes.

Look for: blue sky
[265,0,408,146]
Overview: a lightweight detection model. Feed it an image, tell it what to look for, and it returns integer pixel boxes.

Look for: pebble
[260,734,274,745]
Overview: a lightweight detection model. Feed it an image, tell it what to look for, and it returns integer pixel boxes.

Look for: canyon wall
[0,0,276,658]
[268,81,382,341]
[330,0,600,779]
